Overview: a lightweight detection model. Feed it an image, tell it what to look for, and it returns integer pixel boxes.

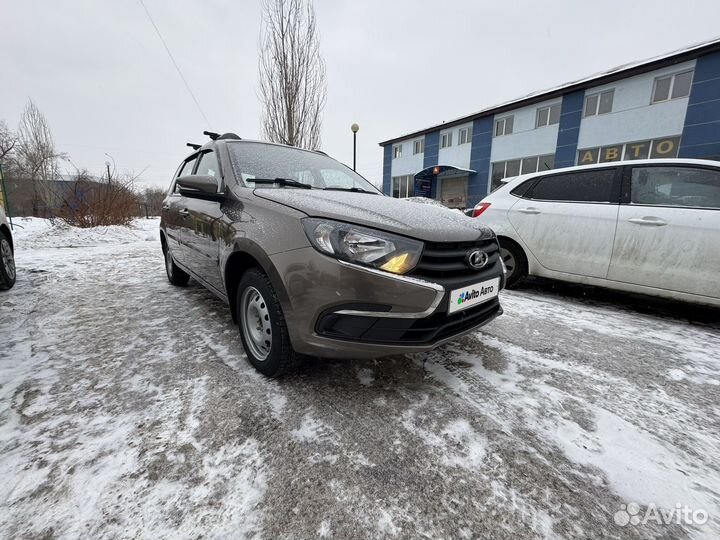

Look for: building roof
[379,37,720,146]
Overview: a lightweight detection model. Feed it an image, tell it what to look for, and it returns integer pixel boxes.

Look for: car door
[507,167,621,278]
[179,149,225,292]
[607,164,720,298]
[163,155,198,265]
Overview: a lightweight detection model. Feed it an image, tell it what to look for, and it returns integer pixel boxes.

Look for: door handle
[628,217,667,226]
[179,208,190,217]
[517,207,541,215]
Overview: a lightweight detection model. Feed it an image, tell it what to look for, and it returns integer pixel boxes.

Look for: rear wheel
[499,239,527,289]
[237,268,298,377]
[164,246,189,286]
[0,231,16,290]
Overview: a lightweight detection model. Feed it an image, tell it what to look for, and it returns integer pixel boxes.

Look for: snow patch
[291,413,338,445]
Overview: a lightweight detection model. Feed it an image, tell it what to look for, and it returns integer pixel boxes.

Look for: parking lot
[1,218,718,539]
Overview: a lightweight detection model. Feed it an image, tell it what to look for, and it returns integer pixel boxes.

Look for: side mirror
[176,175,224,201]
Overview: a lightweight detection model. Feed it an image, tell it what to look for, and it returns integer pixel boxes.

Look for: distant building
[3,175,105,217]
[379,38,720,208]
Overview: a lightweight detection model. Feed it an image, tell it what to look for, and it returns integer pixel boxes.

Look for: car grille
[411,239,500,279]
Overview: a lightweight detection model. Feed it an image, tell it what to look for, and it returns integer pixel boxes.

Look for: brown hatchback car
[160,134,504,376]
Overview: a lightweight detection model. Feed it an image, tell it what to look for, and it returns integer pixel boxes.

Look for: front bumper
[269,247,504,359]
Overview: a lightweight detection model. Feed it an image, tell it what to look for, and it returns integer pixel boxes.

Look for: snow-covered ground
[1,218,718,539]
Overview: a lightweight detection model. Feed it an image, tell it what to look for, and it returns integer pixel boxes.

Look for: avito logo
[457,284,494,305]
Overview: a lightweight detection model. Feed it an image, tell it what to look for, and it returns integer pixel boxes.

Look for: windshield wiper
[251,177,312,189]
[323,186,377,194]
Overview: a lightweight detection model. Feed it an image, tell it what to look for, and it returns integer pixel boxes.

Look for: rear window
[527,168,618,203]
[510,179,536,198]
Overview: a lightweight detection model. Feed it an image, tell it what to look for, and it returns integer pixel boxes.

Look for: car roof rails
[203,131,242,141]
[218,132,242,140]
[187,142,201,150]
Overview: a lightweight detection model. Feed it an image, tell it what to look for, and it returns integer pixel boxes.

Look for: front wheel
[0,231,16,290]
[164,246,189,286]
[499,239,528,289]
[237,268,299,377]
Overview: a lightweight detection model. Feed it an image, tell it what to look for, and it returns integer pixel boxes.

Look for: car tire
[236,268,298,377]
[164,246,190,287]
[499,239,527,289]
[0,230,16,291]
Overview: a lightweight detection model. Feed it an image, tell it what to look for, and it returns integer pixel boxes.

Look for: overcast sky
[2,0,719,188]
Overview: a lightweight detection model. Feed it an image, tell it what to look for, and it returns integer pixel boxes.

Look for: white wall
[437,122,473,168]
[489,98,560,162]
[389,58,697,181]
[390,136,425,177]
[577,60,695,149]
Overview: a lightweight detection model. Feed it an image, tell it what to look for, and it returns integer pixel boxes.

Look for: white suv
[472,159,720,306]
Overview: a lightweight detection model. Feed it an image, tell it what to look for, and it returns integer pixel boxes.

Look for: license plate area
[448,277,500,314]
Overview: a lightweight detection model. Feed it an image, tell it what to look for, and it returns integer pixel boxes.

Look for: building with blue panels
[379,39,720,209]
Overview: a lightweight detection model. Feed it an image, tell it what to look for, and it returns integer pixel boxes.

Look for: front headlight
[302,218,423,274]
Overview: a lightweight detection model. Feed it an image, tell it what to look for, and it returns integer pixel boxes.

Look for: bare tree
[258,0,326,150]
[15,100,65,215]
[55,168,141,228]
[143,186,167,217]
[0,120,16,164]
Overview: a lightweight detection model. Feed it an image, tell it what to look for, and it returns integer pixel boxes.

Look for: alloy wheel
[500,247,516,277]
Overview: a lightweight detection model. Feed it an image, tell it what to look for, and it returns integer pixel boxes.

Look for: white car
[0,206,15,290]
[472,158,720,307]
[402,196,465,214]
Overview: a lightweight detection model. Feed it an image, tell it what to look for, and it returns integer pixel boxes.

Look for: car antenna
[186,142,201,150]
[203,131,220,140]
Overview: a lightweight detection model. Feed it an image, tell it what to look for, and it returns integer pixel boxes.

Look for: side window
[173,155,198,193]
[631,167,720,209]
[195,151,221,178]
[528,169,618,203]
[178,156,197,178]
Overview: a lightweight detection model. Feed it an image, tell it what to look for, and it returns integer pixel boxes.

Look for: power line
[138,0,211,127]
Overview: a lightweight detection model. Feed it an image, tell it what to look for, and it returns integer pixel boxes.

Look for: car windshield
[228,142,381,193]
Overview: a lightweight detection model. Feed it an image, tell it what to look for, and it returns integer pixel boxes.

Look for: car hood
[254,189,494,242]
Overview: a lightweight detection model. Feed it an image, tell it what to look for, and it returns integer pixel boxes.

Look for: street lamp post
[104,152,116,184]
[351,123,359,171]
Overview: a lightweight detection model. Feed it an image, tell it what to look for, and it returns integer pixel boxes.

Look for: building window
[536,103,561,128]
[652,70,694,103]
[440,132,453,148]
[584,89,614,117]
[494,116,514,137]
[413,139,424,155]
[393,144,402,159]
[521,156,538,174]
[490,154,555,191]
[577,136,681,165]
[391,175,414,198]
[458,127,472,145]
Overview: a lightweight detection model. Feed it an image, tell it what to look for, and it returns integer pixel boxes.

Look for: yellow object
[380,253,410,274]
